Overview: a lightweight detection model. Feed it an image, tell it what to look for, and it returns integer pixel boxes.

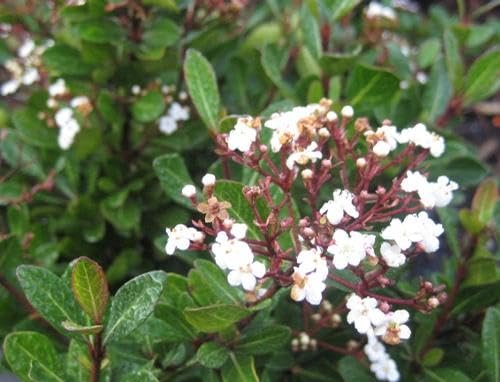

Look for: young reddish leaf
[71,257,109,324]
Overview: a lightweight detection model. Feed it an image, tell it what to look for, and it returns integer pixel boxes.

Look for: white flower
[57,119,80,150]
[346,294,386,334]
[416,71,428,84]
[320,189,359,225]
[21,67,39,85]
[381,216,421,250]
[286,142,323,170]
[429,133,445,157]
[49,79,67,97]
[414,212,443,252]
[159,115,178,135]
[227,261,266,291]
[380,242,406,267]
[1,79,20,95]
[431,176,458,207]
[326,111,337,121]
[291,268,326,305]
[230,223,248,239]
[401,170,427,192]
[297,247,328,280]
[131,84,141,95]
[211,231,254,270]
[366,2,397,21]
[181,184,196,198]
[201,173,216,187]
[398,123,445,157]
[168,102,190,121]
[18,39,35,58]
[55,107,74,127]
[327,230,368,269]
[364,336,388,362]
[369,125,400,157]
[401,171,458,208]
[341,105,354,118]
[370,356,400,382]
[227,117,258,152]
[70,96,90,108]
[165,224,201,255]
[374,310,411,344]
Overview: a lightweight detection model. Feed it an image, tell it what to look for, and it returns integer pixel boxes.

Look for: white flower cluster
[366,123,445,158]
[159,102,190,135]
[212,223,266,291]
[320,189,359,225]
[286,142,323,170]
[365,336,400,382]
[402,171,458,208]
[165,224,204,255]
[382,211,444,253]
[227,117,259,152]
[365,2,397,21]
[291,247,328,305]
[1,38,52,96]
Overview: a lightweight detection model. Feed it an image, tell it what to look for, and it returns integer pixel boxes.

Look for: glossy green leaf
[154,304,198,342]
[320,46,362,75]
[132,91,165,123]
[4,331,64,382]
[422,348,444,367]
[184,49,220,130]
[237,325,291,355]
[464,49,500,105]
[139,18,180,59]
[300,7,321,59]
[418,38,441,68]
[261,44,295,99]
[196,342,229,368]
[0,130,45,179]
[331,0,361,21]
[482,307,500,381]
[103,271,167,344]
[184,304,251,332]
[43,44,92,76]
[71,256,109,323]
[471,178,498,226]
[463,247,497,287]
[12,108,58,149]
[346,64,399,106]
[424,368,472,382]
[443,29,464,92]
[188,260,241,306]
[78,19,124,44]
[16,265,85,335]
[153,153,197,209]
[66,340,91,382]
[221,353,259,382]
[423,58,452,122]
[338,356,375,381]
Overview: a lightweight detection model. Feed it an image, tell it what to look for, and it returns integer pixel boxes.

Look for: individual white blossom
[380,242,406,268]
[201,173,216,187]
[320,189,359,225]
[159,115,178,135]
[70,96,90,108]
[17,39,35,58]
[370,355,400,382]
[326,111,338,122]
[227,117,259,152]
[165,224,202,255]
[381,216,421,250]
[181,184,196,198]
[168,102,190,121]
[291,267,327,305]
[296,247,328,280]
[367,125,400,157]
[55,108,81,150]
[286,142,323,170]
[328,230,371,269]
[227,261,266,291]
[374,309,411,344]
[398,123,445,157]
[341,105,354,118]
[414,212,443,252]
[346,294,386,334]
[131,84,141,95]
[211,228,253,270]
[366,2,397,20]
[49,78,67,97]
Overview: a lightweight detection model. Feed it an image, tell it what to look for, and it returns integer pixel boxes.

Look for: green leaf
[471,178,498,226]
[424,368,472,382]
[103,271,167,344]
[12,108,58,149]
[16,265,85,335]
[0,130,45,179]
[132,91,165,123]
[482,307,500,381]
[184,304,252,332]
[139,18,180,60]
[320,45,362,75]
[422,58,452,122]
[464,49,500,105]
[71,256,109,323]
[213,180,261,239]
[300,7,321,59]
[261,44,296,99]
[418,38,441,68]
[4,331,64,382]
[184,49,220,130]
[346,64,399,107]
[78,19,124,44]
[196,342,229,368]
[236,325,291,355]
[61,320,104,335]
[188,260,241,306]
[43,44,92,76]
[221,353,259,382]
[331,0,361,21]
[422,348,444,367]
[463,247,498,287]
[66,340,91,382]
[442,156,488,187]
[443,29,464,92]
[338,356,375,381]
[154,304,198,342]
[153,153,197,209]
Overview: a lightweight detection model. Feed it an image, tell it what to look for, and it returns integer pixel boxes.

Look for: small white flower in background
[328,230,369,269]
[55,107,74,127]
[414,212,443,252]
[70,96,90,108]
[227,117,258,152]
[346,294,386,334]
[401,170,427,193]
[364,336,388,362]
[230,223,248,239]
[367,124,400,157]
[178,90,188,101]
[380,242,406,268]
[168,102,190,121]
[416,71,428,84]
[17,39,35,58]
[374,309,411,344]
[297,247,328,280]
[165,224,202,255]
[326,110,337,121]
[381,216,421,250]
[21,67,40,85]
[320,189,359,225]
[1,79,21,96]
[341,105,354,118]
[49,78,67,97]
[366,2,397,21]
[398,123,445,157]
[291,267,327,305]
[227,260,266,291]
[181,184,196,198]
[286,142,323,170]
[431,176,458,207]
[159,115,177,135]
[55,107,81,150]
[370,355,400,382]
[131,84,141,95]
[201,173,216,187]
[402,171,458,208]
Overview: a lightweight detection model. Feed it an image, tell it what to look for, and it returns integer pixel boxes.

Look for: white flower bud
[326,111,338,122]
[181,184,196,198]
[428,297,440,308]
[301,169,313,180]
[161,85,170,94]
[341,105,354,118]
[179,90,188,101]
[356,157,367,168]
[201,173,216,186]
[309,338,318,351]
[318,127,330,138]
[299,332,310,346]
[47,98,58,109]
[131,85,141,95]
[223,219,234,230]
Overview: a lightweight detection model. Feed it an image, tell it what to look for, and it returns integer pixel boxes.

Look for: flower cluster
[164,99,457,381]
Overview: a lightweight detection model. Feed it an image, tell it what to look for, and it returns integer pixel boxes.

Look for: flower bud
[437,292,448,304]
[302,227,315,237]
[330,313,342,327]
[427,297,440,309]
[299,332,310,346]
[379,301,390,313]
[291,338,299,352]
[321,159,332,169]
[179,90,188,101]
[299,218,309,227]
[259,144,268,153]
[354,117,370,132]
[223,219,234,230]
[346,340,359,351]
[326,111,338,122]
[309,338,318,351]
[341,105,354,118]
[301,169,313,180]
[202,173,216,187]
[181,184,196,198]
[321,300,332,313]
[356,157,367,168]
[281,217,294,229]
[131,85,141,95]
[311,313,321,322]
[318,127,330,138]
[423,281,433,292]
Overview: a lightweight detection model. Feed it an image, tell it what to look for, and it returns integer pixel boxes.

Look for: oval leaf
[183,304,252,332]
[197,342,229,368]
[482,307,500,381]
[236,325,291,355]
